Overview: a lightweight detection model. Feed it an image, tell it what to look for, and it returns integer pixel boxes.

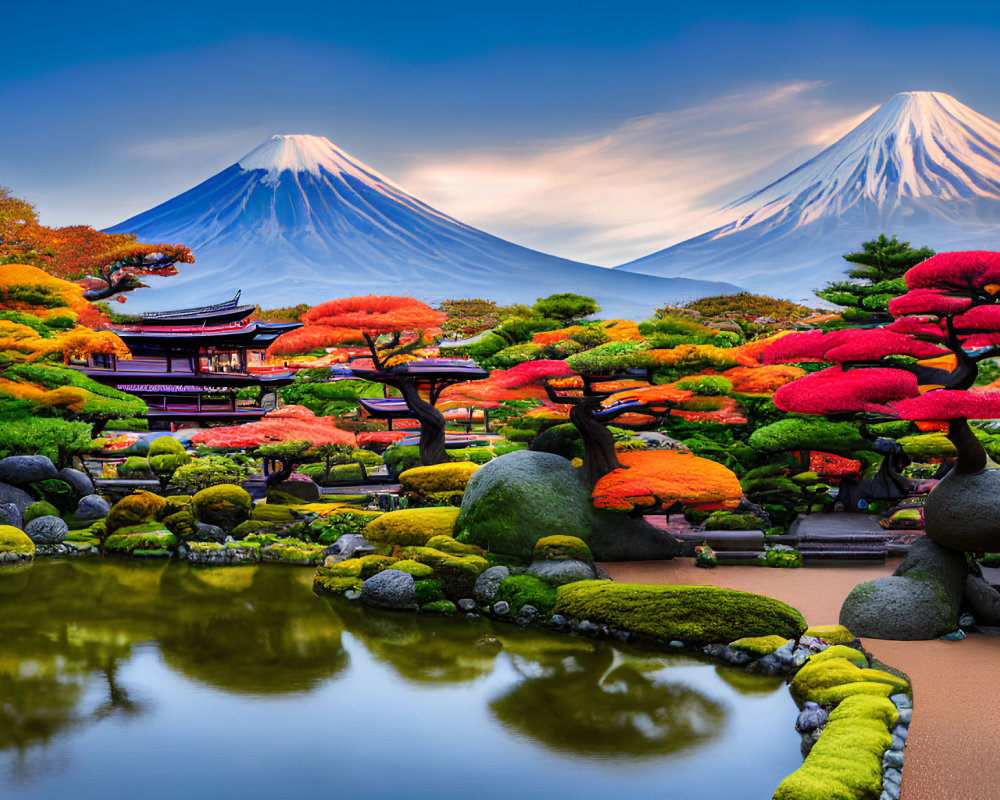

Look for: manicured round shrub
[675,375,733,395]
[105,491,168,535]
[533,535,593,562]
[24,500,60,525]
[191,484,252,531]
[362,507,460,547]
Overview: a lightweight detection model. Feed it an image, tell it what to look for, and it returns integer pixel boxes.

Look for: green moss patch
[804,624,855,644]
[554,581,807,646]
[533,535,593,562]
[0,525,35,557]
[791,657,909,706]
[729,634,788,656]
[363,507,460,547]
[497,574,558,615]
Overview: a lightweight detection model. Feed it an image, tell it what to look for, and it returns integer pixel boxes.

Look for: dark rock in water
[473,565,510,603]
[964,574,1000,626]
[840,538,967,640]
[795,702,828,734]
[0,502,23,529]
[457,598,477,612]
[547,614,569,630]
[576,620,600,636]
[492,600,510,616]
[25,515,69,545]
[924,465,1000,551]
[361,569,416,610]
[322,533,375,563]
[747,653,785,675]
[800,726,823,757]
[58,467,94,497]
[0,482,34,514]
[526,558,596,585]
[195,522,226,542]
[455,450,689,561]
[0,455,57,486]
[74,494,110,521]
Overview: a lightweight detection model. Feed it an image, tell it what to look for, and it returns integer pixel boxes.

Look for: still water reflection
[0,560,802,799]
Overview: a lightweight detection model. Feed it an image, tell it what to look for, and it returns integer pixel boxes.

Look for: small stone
[465,612,481,619]
[721,647,752,666]
[0,502,23,529]
[492,600,510,616]
[883,768,902,787]
[525,558,596,585]
[360,569,416,610]
[611,629,630,643]
[321,533,375,562]
[795,704,829,734]
[457,598,476,612]
[669,640,684,648]
[0,482,33,514]
[344,589,361,601]
[25,515,69,545]
[883,750,904,769]
[799,727,823,756]
[474,566,510,603]
[196,522,226,542]
[940,629,966,641]
[891,734,906,750]
[747,653,785,675]
[896,708,912,725]
[576,620,600,636]
[890,693,912,709]
[892,724,909,741]
[959,612,976,628]
[880,792,894,800]
[547,614,569,630]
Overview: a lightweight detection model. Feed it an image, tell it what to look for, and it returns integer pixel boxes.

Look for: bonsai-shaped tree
[816,234,935,323]
[764,251,1000,550]
[271,296,485,466]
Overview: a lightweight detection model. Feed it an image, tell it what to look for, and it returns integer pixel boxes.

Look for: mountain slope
[107,135,739,317]
[616,91,1000,302]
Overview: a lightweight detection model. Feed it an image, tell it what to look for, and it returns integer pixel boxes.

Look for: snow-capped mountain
[107,134,739,317]
[617,91,1000,302]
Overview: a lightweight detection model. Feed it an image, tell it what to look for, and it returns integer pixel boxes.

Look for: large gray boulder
[840,538,967,640]
[964,574,1000,627]
[361,569,416,610]
[0,455,57,486]
[454,450,690,561]
[526,558,596,585]
[0,482,34,514]
[0,502,23,530]
[322,533,376,564]
[24,515,69,545]
[74,494,111,521]
[59,467,95,497]
[924,465,1000,552]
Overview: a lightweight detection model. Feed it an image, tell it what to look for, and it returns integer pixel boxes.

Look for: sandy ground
[600,559,1000,800]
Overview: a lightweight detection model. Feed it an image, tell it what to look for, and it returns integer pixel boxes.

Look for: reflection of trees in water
[490,645,727,758]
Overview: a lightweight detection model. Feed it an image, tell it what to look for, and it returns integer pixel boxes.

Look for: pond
[0,560,804,799]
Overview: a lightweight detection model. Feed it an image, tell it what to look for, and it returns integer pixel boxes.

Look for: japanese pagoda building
[76,293,300,428]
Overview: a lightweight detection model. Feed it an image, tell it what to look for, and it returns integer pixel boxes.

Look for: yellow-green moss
[424,534,486,557]
[773,695,897,800]
[24,501,59,525]
[554,581,808,646]
[804,624,855,644]
[314,573,363,596]
[252,503,297,523]
[729,634,788,655]
[148,436,187,457]
[0,525,35,556]
[106,491,167,535]
[104,529,176,554]
[808,645,869,669]
[192,484,252,530]
[358,554,399,578]
[363,507,460,547]
[533,535,593,562]
[791,657,910,706]
[399,462,480,495]
[391,559,435,579]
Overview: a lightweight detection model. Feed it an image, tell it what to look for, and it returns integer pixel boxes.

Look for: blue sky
[4,1,1000,265]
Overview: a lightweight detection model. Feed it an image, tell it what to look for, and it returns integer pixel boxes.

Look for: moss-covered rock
[455,450,687,560]
[231,520,273,540]
[390,559,435,579]
[496,574,558,615]
[803,624,855,644]
[0,524,35,561]
[117,456,153,479]
[163,509,198,540]
[252,502,297,523]
[807,645,868,669]
[532,535,593,563]
[421,600,457,614]
[399,462,480,495]
[106,491,167,536]
[103,526,176,556]
[791,656,909,706]
[191,484,252,531]
[414,578,446,604]
[314,572,363,596]
[363,507,460,547]
[554,581,808,646]
[148,436,187,457]
[773,695,897,800]
[728,634,788,655]
[23,500,59,525]
[423,534,486,557]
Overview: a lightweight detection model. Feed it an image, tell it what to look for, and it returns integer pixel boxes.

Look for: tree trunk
[570,400,623,486]
[947,417,988,474]
[398,380,448,466]
[266,459,296,485]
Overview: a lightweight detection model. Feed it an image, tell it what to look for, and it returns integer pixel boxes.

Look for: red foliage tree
[765,251,1000,474]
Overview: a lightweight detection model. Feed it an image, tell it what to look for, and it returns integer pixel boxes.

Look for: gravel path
[600,559,999,800]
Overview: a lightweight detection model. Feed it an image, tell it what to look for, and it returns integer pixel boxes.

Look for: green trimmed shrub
[118,456,153,479]
[191,484,252,531]
[105,491,167,536]
[171,455,251,494]
[362,507,459,547]
[28,478,78,513]
[148,436,187,457]
[414,578,446,604]
[675,375,733,395]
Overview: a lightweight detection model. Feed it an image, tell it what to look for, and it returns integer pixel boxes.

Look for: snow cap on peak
[238,134,388,184]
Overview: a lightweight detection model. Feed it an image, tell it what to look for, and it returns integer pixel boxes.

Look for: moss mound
[533,535,593,562]
[106,491,167,535]
[24,500,59,524]
[791,656,909,707]
[191,484,252,531]
[148,436,187,457]
[773,695,897,800]
[104,527,176,555]
[729,634,788,655]
[0,525,35,557]
[554,581,808,646]
[400,462,480,495]
[496,574,558,615]
[804,624,855,644]
[363,507,460,547]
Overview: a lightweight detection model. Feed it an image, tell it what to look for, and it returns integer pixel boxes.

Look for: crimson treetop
[764,251,1000,474]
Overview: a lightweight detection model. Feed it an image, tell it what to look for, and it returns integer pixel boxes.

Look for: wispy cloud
[397,82,870,265]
